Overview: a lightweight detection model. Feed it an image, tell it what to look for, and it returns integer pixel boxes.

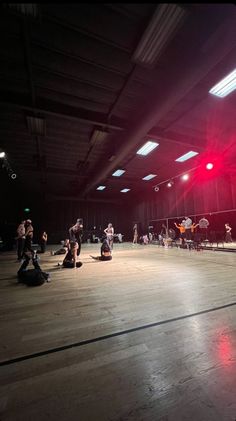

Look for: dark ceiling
[0,3,236,203]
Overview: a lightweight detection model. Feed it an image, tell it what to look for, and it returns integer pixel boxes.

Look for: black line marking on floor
[1,301,236,367]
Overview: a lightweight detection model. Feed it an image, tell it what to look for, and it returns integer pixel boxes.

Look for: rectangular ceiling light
[175,151,199,162]
[90,128,109,145]
[132,4,186,67]
[112,169,126,177]
[142,174,157,181]
[96,185,106,191]
[137,141,159,156]
[120,188,130,193]
[209,69,236,98]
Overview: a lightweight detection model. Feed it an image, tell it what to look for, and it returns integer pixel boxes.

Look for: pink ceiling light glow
[206,163,214,170]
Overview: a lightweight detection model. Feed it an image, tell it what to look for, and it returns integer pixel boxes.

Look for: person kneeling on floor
[90,238,112,261]
[62,241,83,268]
[17,252,50,286]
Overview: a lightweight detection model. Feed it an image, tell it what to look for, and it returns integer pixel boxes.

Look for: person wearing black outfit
[18,252,50,285]
[69,219,83,256]
[62,241,83,268]
[90,238,112,261]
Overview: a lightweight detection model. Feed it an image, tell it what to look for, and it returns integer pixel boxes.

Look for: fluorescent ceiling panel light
[132,4,186,67]
[120,188,130,193]
[96,185,106,191]
[142,174,157,181]
[175,151,199,162]
[112,169,126,177]
[209,69,236,98]
[90,129,109,145]
[137,141,159,156]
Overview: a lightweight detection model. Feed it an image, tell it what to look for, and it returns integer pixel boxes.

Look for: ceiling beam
[22,166,88,177]
[46,194,119,205]
[0,97,125,131]
[31,40,127,77]
[43,14,131,54]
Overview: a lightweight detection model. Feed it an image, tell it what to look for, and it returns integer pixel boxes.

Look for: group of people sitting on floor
[17,220,112,286]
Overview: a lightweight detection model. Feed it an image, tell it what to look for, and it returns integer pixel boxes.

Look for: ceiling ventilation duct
[26,116,46,136]
[132,3,187,68]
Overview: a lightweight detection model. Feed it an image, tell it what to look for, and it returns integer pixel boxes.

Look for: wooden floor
[0,243,236,421]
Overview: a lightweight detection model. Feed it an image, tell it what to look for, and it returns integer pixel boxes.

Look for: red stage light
[206,162,214,170]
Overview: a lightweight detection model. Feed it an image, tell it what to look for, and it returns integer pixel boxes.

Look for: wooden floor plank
[0,243,236,420]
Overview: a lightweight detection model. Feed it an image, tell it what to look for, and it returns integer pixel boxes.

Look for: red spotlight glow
[182,174,189,181]
[206,162,214,170]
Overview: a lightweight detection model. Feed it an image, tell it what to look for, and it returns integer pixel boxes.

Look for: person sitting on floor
[90,238,112,261]
[17,252,50,286]
[51,239,70,255]
[62,241,83,268]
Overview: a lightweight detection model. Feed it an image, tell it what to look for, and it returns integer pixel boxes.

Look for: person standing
[104,222,114,250]
[191,222,199,239]
[133,223,138,244]
[174,221,186,244]
[40,231,48,253]
[24,219,34,255]
[198,216,209,240]
[184,216,192,241]
[69,218,83,256]
[16,220,26,261]
[225,223,232,243]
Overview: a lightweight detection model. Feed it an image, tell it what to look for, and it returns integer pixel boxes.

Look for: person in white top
[133,224,138,244]
[184,216,192,241]
[104,223,114,250]
[198,216,209,240]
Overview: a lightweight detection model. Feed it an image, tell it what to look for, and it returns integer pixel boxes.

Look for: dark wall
[44,199,132,243]
[0,177,133,244]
